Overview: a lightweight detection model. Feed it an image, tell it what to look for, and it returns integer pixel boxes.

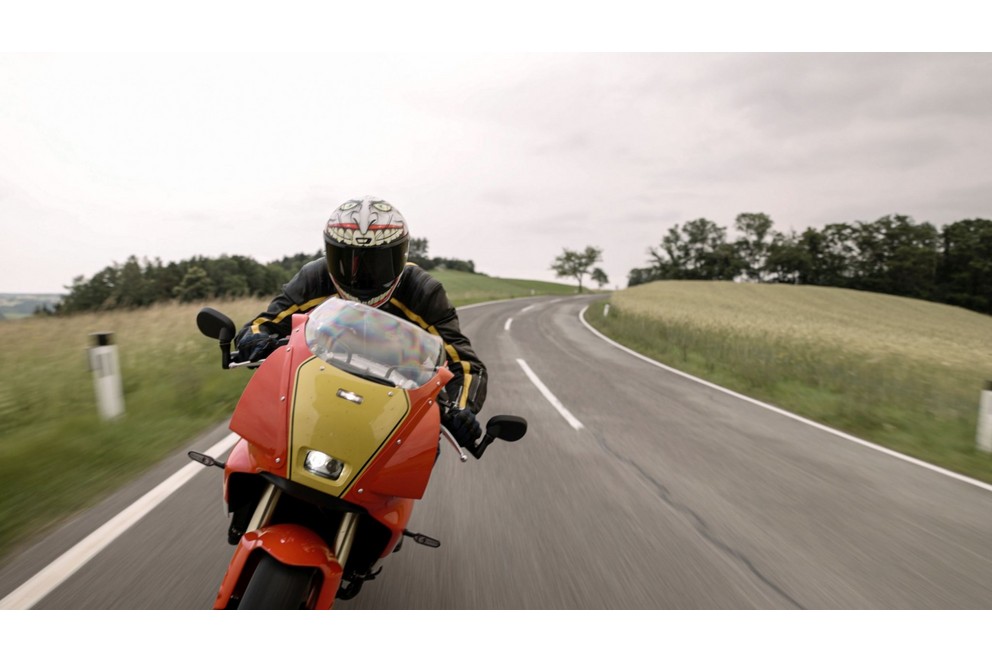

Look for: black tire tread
[238,554,318,609]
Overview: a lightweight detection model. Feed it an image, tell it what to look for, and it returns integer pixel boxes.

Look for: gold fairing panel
[289,357,410,498]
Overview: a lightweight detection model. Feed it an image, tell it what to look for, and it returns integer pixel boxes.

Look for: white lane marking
[457,299,510,311]
[0,432,240,610]
[504,318,513,332]
[520,304,538,313]
[516,359,584,430]
[578,305,992,494]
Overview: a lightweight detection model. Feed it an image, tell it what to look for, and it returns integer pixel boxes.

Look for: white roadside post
[978,381,992,453]
[603,304,610,317]
[89,332,125,420]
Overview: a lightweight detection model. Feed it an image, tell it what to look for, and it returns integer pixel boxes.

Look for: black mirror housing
[197,307,236,343]
[485,415,527,442]
[197,307,237,370]
[467,414,527,460]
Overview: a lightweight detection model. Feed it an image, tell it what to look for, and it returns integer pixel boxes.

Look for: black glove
[443,406,482,449]
[236,331,278,362]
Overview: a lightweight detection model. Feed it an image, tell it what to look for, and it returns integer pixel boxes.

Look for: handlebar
[438,399,506,462]
[440,426,469,462]
[225,337,290,370]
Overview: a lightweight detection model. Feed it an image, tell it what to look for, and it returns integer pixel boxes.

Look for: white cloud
[2,53,991,293]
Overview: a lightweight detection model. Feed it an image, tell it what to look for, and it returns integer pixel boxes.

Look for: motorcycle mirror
[197,307,236,343]
[485,415,527,442]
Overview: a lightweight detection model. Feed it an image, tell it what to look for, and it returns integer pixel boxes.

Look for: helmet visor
[325,240,408,300]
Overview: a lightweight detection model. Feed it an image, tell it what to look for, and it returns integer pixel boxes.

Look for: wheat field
[588,281,992,484]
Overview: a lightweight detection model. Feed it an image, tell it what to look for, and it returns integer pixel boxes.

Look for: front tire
[238,554,319,609]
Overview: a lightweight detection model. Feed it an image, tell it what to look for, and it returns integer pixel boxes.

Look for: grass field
[0,271,574,559]
[430,269,578,304]
[0,298,264,560]
[585,281,992,484]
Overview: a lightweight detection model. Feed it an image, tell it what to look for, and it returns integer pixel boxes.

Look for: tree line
[42,237,475,315]
[406,238,478,274]
[628,214,992,315]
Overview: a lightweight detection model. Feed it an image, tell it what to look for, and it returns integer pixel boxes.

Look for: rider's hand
[236,331,278,362]
[443,407,482,449]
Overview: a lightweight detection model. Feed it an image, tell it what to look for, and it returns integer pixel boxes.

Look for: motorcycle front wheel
[238,554,320,609]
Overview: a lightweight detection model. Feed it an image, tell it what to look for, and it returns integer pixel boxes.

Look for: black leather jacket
[235,260,487,413]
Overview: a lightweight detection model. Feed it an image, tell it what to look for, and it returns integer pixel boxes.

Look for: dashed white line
[0,432,240,610]
[505,317,513,332]
[516,359,584,430]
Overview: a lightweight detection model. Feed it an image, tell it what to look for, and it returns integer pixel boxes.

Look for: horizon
[3,34,991,295]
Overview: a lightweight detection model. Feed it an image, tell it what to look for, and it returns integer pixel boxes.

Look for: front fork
[248,483,360,568]
[213,484,358,609]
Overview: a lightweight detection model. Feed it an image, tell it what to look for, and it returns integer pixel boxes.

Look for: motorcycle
[190,297,527,609]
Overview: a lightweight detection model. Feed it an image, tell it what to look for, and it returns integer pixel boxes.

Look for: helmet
[323,196,410,308]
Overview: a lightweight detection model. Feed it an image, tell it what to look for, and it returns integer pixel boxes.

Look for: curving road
[2,295,991,609]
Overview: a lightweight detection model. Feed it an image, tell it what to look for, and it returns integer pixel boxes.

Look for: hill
[0,293,63,320]
[586,281,992,484]
[430,269,579,304]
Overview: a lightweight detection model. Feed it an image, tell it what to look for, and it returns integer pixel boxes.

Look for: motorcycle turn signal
[187,451,226,470]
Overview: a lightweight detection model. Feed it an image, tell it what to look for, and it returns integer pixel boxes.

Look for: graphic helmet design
[324,196,410,307]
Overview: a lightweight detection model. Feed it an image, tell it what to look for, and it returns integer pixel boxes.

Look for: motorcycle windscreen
[305,297,445,389]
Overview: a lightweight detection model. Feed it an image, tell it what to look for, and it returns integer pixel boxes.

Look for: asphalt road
[2,295,991,609]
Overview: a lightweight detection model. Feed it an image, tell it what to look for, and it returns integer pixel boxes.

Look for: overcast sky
[3,50,991,294]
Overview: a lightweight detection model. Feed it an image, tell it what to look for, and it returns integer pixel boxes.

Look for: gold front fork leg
[246,483,281,532]
[334,512,359,568]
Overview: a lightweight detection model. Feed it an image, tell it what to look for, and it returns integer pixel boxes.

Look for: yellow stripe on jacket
[389,298,473,409]
[250,296,330,334]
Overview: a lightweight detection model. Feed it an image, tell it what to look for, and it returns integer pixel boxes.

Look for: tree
[803,223,858,287]
[60,266,119,312]
[649,218,743,281]
[857,215,939,298]
[550,246,603,293]
[112,256,153,308]
[173,266,215,302]
[938,218,992,313]
[734,212,774,282]
[404,237,476,272]
[765,230,811,284]
[408,237,431,269]
[627,266,660,287]
[591,267,609,288]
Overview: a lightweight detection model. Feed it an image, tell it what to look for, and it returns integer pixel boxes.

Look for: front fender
[213,524,343,610]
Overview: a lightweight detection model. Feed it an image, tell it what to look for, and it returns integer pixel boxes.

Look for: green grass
[431,269,579,305]
[585,281,992,485]
[0,298,265,559]
[0,273,572,559]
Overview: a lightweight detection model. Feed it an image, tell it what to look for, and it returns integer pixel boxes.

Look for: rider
[234,195,485,450]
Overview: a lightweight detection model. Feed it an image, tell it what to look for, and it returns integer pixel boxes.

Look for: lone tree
[551,246,603,293]
[591,267,609,289]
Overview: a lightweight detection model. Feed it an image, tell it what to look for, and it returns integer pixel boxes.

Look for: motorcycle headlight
[304,450,345,480]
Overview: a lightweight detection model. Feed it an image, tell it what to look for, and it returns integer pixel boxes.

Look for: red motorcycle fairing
[205,304,466,609]
[228,327,298,477]
[213,524,342,610]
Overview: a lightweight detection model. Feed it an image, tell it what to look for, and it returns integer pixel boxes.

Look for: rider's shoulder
[395,263,447,304]
[401,262,441,288]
